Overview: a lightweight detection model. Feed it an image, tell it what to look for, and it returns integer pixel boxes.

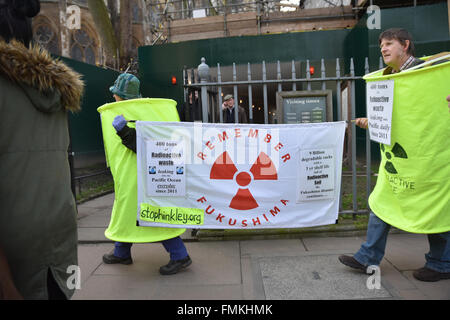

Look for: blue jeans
[114,236,188,261]
[354,212,450,273]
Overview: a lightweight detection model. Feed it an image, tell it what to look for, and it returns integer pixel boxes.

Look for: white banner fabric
[136,121,346,229]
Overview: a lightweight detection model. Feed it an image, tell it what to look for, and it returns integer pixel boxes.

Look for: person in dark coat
[219,94,248,123]
[0,0,84,299]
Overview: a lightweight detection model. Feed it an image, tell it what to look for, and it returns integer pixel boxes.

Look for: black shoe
[159,255,192,275]
[413,267,450,282]
[102,252,133,265]
[338,255,368,272]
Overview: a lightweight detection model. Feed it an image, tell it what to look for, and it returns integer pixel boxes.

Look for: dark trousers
[114,236,188,261]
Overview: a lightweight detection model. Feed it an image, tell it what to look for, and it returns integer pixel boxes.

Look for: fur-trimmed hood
[0,40,84,112]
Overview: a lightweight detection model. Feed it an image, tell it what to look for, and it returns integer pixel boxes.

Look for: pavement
[73,193,450,300]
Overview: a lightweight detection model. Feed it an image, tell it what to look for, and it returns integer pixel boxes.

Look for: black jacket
[117,125,137,153]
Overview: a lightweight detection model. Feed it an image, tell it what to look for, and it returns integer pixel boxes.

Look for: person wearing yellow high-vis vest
[339,28,450,282]
[101,73,192,275]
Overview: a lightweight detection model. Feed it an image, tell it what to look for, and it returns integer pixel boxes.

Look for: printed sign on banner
[298,148,335,202]
[366,80,394,145]
[145,139,186,197]
[136,122,346,229]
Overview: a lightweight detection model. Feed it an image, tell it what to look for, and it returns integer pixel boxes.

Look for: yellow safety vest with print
[98,98,186,242]
[364,54,450,233]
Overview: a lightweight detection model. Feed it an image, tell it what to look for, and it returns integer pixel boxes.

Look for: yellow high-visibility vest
[98,98,186,242]
[364,54,450,233]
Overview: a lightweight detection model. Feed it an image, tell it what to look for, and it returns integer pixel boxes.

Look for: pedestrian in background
[219,94,248,123]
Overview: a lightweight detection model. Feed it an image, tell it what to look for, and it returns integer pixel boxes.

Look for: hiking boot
[159,255,192,275]
[413,267,450,282]
[338,255,368,272]
[102,252,133,265]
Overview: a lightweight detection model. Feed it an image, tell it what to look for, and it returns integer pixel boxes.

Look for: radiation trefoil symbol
[210,151,277,210]
[381,143,408,174]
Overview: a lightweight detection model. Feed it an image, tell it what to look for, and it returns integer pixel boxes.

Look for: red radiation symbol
[210,151,278,210]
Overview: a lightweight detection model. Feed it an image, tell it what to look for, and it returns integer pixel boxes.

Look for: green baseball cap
[110,73,142,100]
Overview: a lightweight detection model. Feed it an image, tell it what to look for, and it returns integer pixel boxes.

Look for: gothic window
[70,28,97,65]
[34,24,59,55]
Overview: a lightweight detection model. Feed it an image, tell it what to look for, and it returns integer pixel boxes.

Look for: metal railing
[183,56,385,217]
[73,169,113,201]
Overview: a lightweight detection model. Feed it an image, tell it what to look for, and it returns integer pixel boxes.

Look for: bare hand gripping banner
[136,121,346,229]
[364,54,450,234]
[98,98,186,242]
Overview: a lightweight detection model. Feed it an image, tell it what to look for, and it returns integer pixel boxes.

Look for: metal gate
[183,56,384,217]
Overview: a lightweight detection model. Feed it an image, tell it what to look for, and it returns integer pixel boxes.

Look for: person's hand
[222,102,227,110]
[355,118,368,129]
[447,95,450,113]
[112,115,127,132]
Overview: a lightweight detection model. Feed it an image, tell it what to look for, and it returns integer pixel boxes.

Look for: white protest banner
[136,122,346,229]
[366,80,394,145]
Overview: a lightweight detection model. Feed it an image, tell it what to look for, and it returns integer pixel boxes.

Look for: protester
[0,0,84,299]
[339,28,450,282]
[102,73,192,275]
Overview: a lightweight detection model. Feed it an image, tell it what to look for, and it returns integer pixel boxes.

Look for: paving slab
[77,210,110,227]
[77,227,110,243]
[384,233,429,271]
[302,236,362,252]
[73,241,244,300]
[76,193,114,216]
[240,254,266,300]
[259,254,392,300]
[93,242,241,285]
[402,271,450,300]
[76,244,111,285]
[377,259,417,294]
[240,239,306,257]
[73,274,160,300]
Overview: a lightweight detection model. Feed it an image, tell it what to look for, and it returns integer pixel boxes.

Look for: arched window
[70,28,97,64]
[33,23,59,55]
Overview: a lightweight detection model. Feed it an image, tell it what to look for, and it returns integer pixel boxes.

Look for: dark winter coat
[218,105,248,123]
[0,40,84,299]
